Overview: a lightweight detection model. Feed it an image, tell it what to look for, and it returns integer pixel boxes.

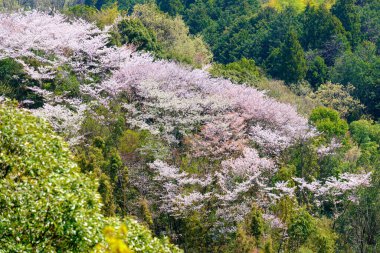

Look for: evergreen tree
[184,0,214,34]
[302,5,349,65]
[331,41,380,119]
[332,0,361,47]
[306,55,329,88]
[267,30,307,84]
[117,18,161,52]
[157,0,185,16]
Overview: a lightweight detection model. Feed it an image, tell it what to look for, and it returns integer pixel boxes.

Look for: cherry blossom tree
[100,52,313,154]
[317,138,342,157]
[0,11,130,80]
[292,172,372,210]
[149,148,277,233]
[266,172,372,218]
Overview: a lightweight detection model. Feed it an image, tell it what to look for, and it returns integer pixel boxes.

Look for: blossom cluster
[267,172,371,216]
[150,148,276,231]
[100,52,313,155]
[0,11,130,80]
[293,172,372,206]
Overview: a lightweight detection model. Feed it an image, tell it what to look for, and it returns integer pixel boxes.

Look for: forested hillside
[0,0,379,252]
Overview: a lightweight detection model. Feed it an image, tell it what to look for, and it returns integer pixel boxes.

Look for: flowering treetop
[0,11,130,79]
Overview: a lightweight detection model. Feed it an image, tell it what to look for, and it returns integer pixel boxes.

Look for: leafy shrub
[313,82,365,119]
[95,218,183,253]
[0,101,103,252]
[310,107,348,138]
[350,120,380,145]
[210,58,263,84]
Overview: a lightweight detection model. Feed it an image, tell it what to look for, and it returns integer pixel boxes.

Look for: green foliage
[0,58,24,87]
[118,129,144,153]
[310,107,349,138]
[210,58,262,84]
[306,55,329,88]
[122,218,183,253]
[335,179,380,253]
[117,0,154,11]
[301,5,348,65]
[264,239,274,253]
[350,120,380,145]
[52,66,81,97]
[313,82,365,119]
[309,218,336,253]
[177,212,212,252]
[359,0,380,49]
[332,0,361,46]
[183,0,216,34]
[139,198,154,227]
[273,165,296,182]
[0,102,180,252]
[331,41,380,119]
[185,0,262,64]
[96,218,183,253]
[75,104,130,217]
[284,141,320,179]
[229,225,257,253]
[0,58,42,108]
[288,209,316,249]
[0,101,103,252]
[249,205,264,239]
[0,58,25,99]
[96,3,120,28]
[117,17,161,51]
[267,30,307,84]
[157,0,184,16]
[266,0,335,12]
[94,218,182,252]
[95,0,117,10]
[76,102,169,218]
[65,4,98,21]
[76,140,129,217]
[66,4,119,28]
[133,3,212,67]
[211,7,299,64]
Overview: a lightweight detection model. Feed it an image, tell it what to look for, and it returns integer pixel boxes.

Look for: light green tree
[0,100,104,252]
[132,3,212,67]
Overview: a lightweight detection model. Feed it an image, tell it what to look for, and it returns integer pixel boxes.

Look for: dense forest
[0,0,379,252]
